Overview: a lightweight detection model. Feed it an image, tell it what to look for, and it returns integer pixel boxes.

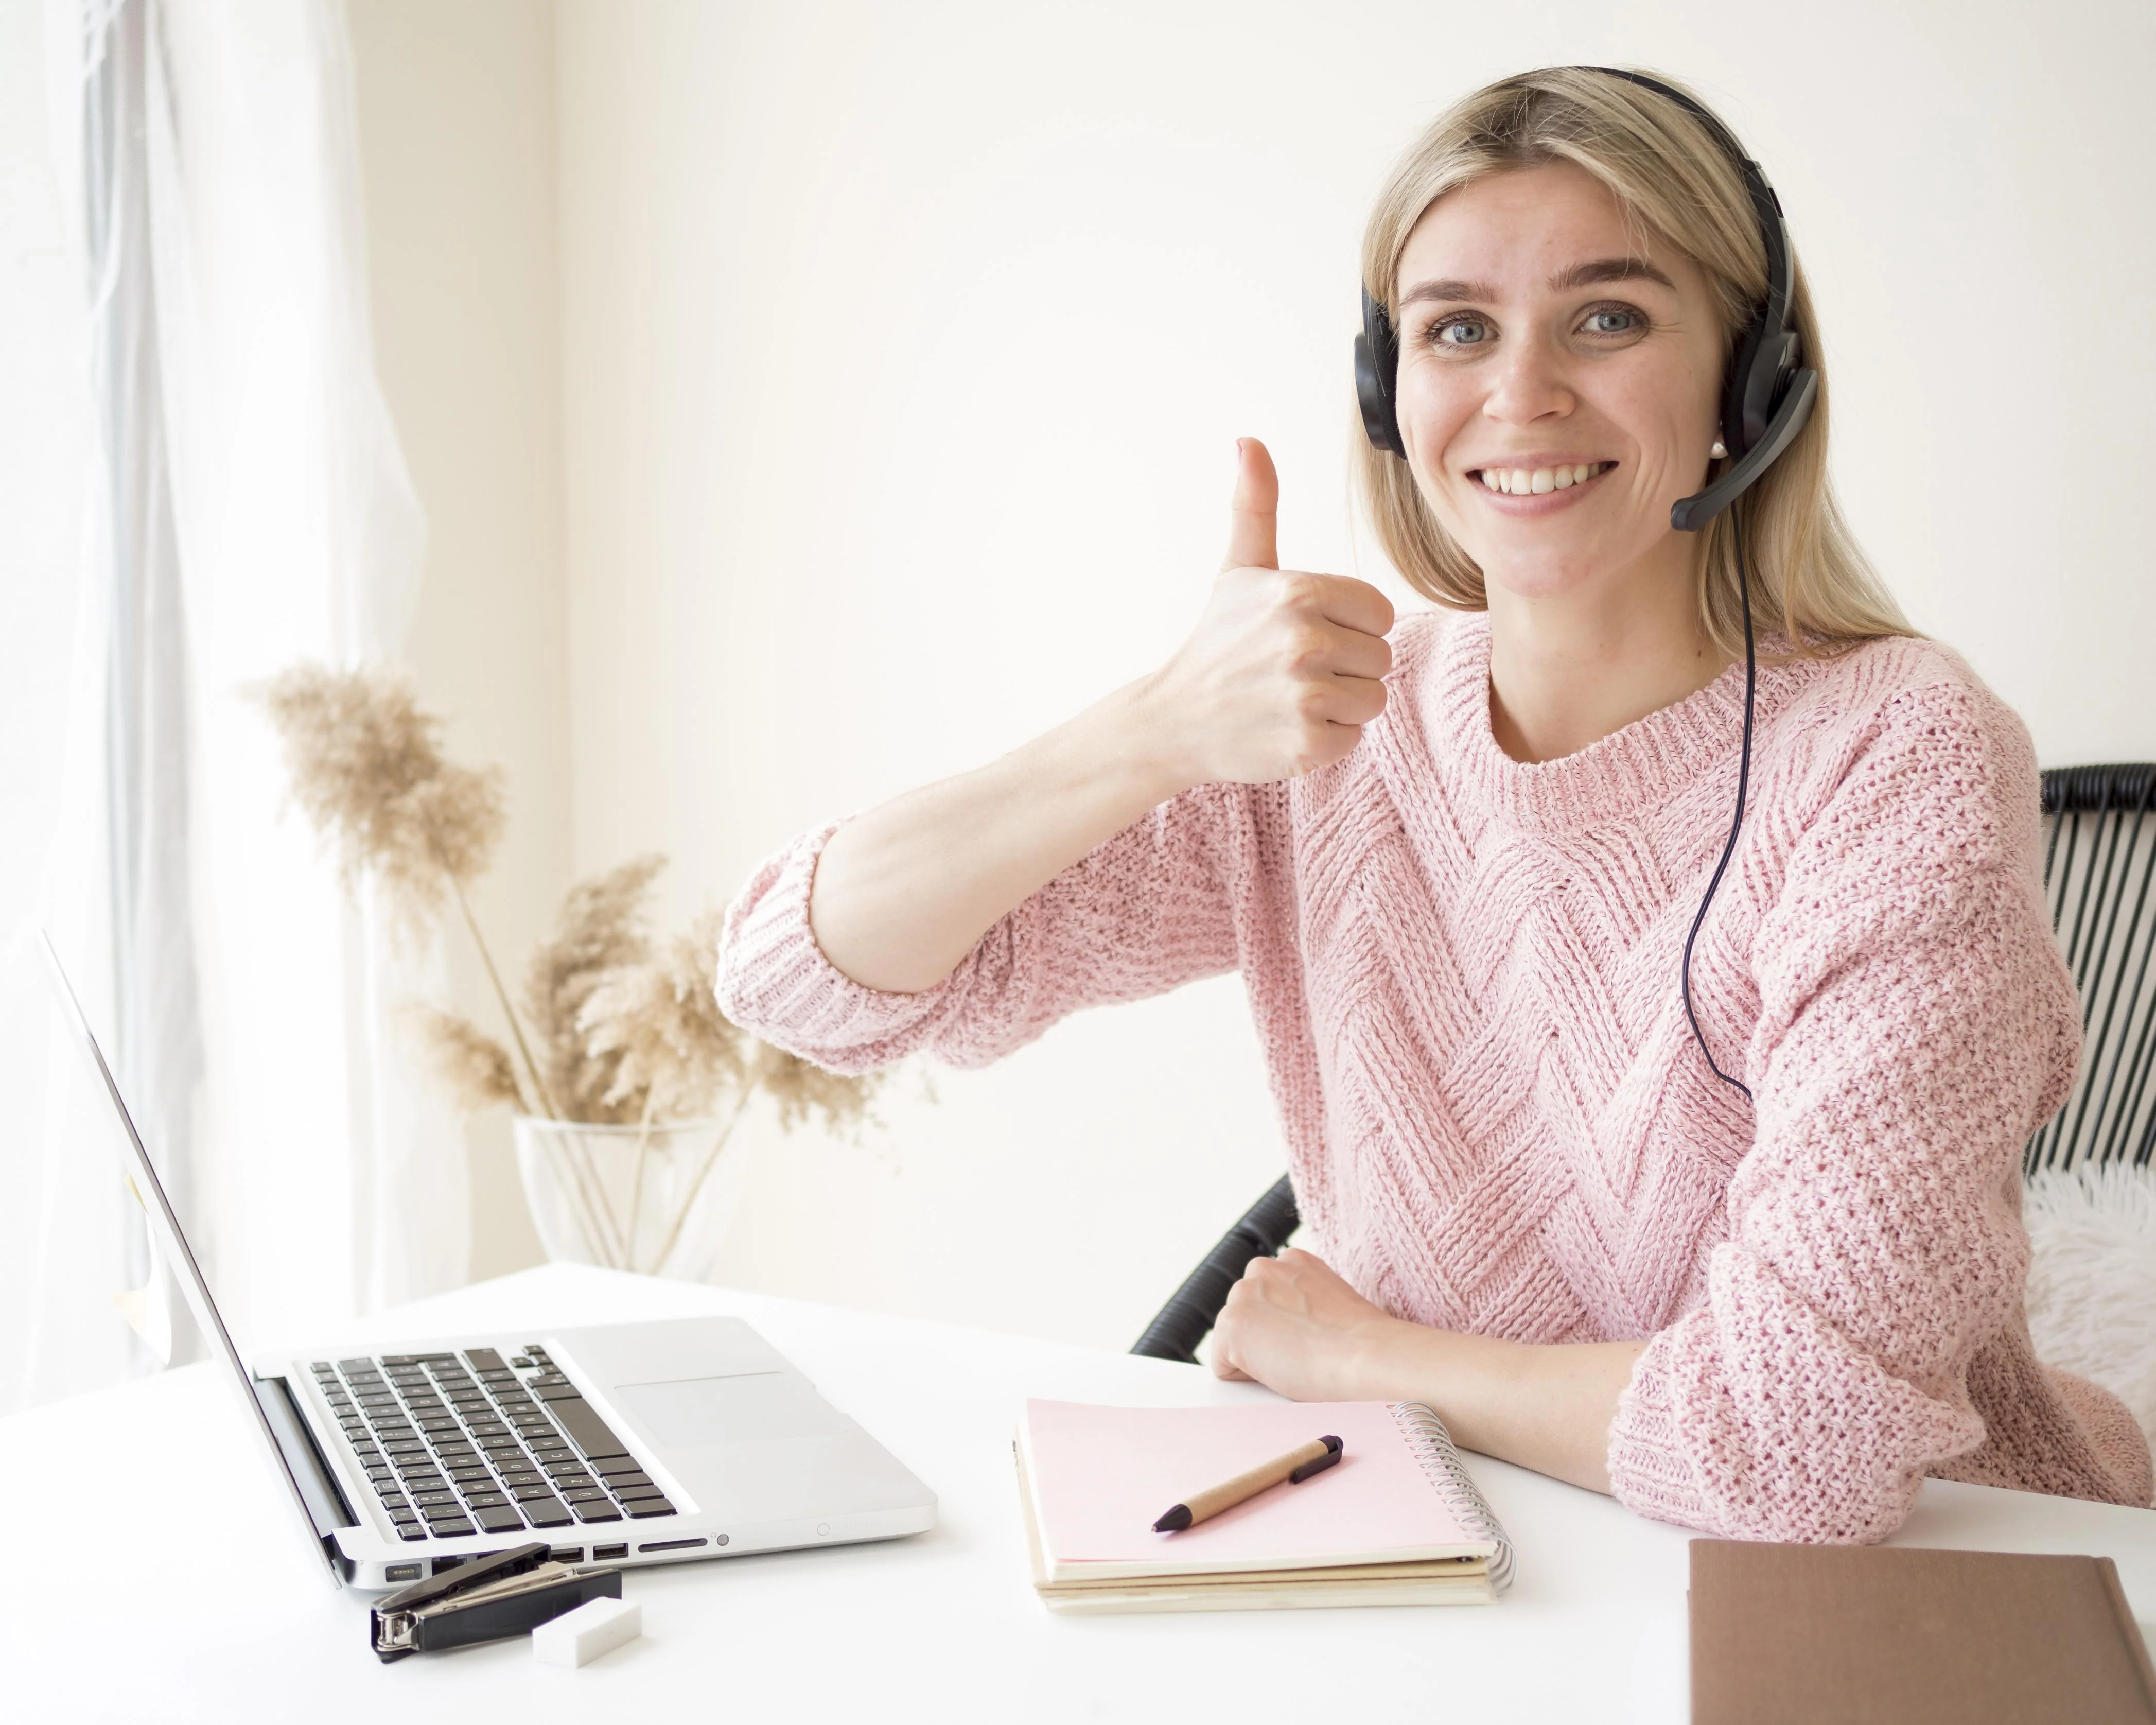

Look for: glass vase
[512,1114,747,1281]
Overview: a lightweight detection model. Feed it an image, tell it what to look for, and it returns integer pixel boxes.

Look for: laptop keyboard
[307,1344,677,1543]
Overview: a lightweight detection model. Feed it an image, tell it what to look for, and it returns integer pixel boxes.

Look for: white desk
[5,1266,2152,1723]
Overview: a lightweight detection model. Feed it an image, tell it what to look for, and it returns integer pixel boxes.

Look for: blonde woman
[716,67,2151,1541]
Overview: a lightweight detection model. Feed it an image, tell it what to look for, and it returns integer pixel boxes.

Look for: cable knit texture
[717,610,2154,1541]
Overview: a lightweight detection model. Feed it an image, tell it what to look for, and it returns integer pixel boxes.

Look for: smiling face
[1391,160,1728,611]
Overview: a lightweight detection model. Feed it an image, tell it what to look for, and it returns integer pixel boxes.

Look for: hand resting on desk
[1212,1248,1646,1497]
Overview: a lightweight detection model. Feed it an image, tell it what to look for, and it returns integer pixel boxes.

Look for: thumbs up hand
[1142,439,1395,788]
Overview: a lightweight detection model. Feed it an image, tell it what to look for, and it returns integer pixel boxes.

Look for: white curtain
[2,0,466,1414]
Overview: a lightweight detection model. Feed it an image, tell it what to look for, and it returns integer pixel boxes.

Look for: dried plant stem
[444,868,629,1264]
[626,1093,656,1272]
[647,1086,756,1276]
[447,872,555,1118]
[536,1129,620,1270]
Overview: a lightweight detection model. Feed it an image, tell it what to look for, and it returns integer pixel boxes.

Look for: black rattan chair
[1131,762,2156,1362]
[2026,763,2156,1174]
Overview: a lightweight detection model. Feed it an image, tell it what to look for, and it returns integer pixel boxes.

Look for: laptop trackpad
[613,1372,854,1448]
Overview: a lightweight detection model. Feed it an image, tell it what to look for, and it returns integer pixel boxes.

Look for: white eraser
[533,1595,641,1667]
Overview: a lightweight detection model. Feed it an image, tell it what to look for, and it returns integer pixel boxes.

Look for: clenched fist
[1140,439,1396,786]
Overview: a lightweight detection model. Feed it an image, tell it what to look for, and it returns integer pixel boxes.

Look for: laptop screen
[39,929,344,1585]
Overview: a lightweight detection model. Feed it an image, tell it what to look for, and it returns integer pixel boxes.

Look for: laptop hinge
[254,1374,358,1578]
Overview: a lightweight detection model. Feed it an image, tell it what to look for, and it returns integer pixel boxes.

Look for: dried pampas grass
[580,910,749,1123]
[255,664,505,929]
[755,1042,880,1138]
[522,853,666,1125]
[255,663,550,1113]
[256,661,892,1210]
[412,1007,523,1113]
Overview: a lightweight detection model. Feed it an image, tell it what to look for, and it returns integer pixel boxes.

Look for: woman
[715,67,2152,1541]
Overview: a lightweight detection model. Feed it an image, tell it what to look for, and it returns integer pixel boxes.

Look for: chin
[1466,546,1611,603]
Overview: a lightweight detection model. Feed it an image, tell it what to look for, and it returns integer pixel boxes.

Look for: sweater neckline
[1424,612,1804,832]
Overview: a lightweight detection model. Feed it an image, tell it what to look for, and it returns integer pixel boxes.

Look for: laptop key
[547,1398,632,1461]
[472,1505,527,1534]
[593,1456,645,1478]
[615,1484,666,1502]
[570,1500,622,1523]
[562,1486,609,1503]
[607,1472,653,1489]
[395,1523,429,1541]
[623,1497,676,1519]
[510,1483,562,1501]
[521,1496,573,1528]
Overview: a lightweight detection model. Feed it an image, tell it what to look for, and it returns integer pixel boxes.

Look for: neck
[1484,546,1732,765]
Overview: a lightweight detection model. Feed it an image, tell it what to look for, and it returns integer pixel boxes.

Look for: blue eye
[1435,317,1491,347]
[1583,308,1640,335]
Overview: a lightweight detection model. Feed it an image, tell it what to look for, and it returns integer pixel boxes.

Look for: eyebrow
[1397,257,1676,306]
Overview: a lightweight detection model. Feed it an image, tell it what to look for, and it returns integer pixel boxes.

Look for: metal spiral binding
[1389,1402,1516,1594]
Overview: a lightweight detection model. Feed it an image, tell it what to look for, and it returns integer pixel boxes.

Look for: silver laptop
[42,932,936,1590]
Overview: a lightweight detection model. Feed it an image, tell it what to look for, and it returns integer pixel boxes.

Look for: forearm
[809,679,1189,994]
[1349,1322,1646,1494]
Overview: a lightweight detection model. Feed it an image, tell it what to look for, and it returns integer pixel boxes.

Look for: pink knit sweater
[716,609,2153,1541]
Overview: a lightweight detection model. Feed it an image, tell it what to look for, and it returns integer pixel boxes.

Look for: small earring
[1710,438,1729,460]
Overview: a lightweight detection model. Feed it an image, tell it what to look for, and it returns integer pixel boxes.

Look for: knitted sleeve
[714,785,1246,1076]
[1606,679,2083,1543]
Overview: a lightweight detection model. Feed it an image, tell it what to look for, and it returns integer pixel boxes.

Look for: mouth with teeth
[1473,461,1615,496]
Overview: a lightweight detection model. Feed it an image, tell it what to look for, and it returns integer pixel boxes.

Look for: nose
[1481,333,1575,427]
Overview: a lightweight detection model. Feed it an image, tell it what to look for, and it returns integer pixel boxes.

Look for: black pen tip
[1152,1504,1192,1533]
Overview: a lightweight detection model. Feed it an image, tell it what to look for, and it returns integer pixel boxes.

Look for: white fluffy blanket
[2024,1160,2156,1452]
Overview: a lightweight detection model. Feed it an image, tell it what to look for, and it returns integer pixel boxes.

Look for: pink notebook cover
[1021,1399,1489,1574]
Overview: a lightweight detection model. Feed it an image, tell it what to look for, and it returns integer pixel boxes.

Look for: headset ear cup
[1723,318,1771,458]
[1356,290,1405,456]
[1355,333,1404,456]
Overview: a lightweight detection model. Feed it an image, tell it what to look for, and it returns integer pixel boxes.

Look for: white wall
[355,0,2156,1347]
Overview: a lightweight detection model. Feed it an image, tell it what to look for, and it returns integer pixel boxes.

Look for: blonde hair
[1357,66,1910,658]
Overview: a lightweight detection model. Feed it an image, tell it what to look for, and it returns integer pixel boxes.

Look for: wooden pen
[1151,1434,1344,1532]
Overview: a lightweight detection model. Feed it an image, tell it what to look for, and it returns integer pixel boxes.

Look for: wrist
[1098,672,1204,806]
[1340,1312,1428,1402]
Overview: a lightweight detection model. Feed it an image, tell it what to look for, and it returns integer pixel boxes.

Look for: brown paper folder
[1690,1540,2156,1725]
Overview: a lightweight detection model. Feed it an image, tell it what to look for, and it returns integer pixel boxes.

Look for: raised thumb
[1224,437,1280,571]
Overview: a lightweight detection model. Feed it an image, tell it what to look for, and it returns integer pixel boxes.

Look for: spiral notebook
[1015,1399,1514,1614]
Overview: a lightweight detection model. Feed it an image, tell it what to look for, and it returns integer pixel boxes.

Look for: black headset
[1354,68,1817,1099]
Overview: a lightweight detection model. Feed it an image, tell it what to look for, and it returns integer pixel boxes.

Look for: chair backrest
[2027,764,2156,1174]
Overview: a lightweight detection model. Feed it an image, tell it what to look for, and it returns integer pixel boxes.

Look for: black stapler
[370,1542,623,1662]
